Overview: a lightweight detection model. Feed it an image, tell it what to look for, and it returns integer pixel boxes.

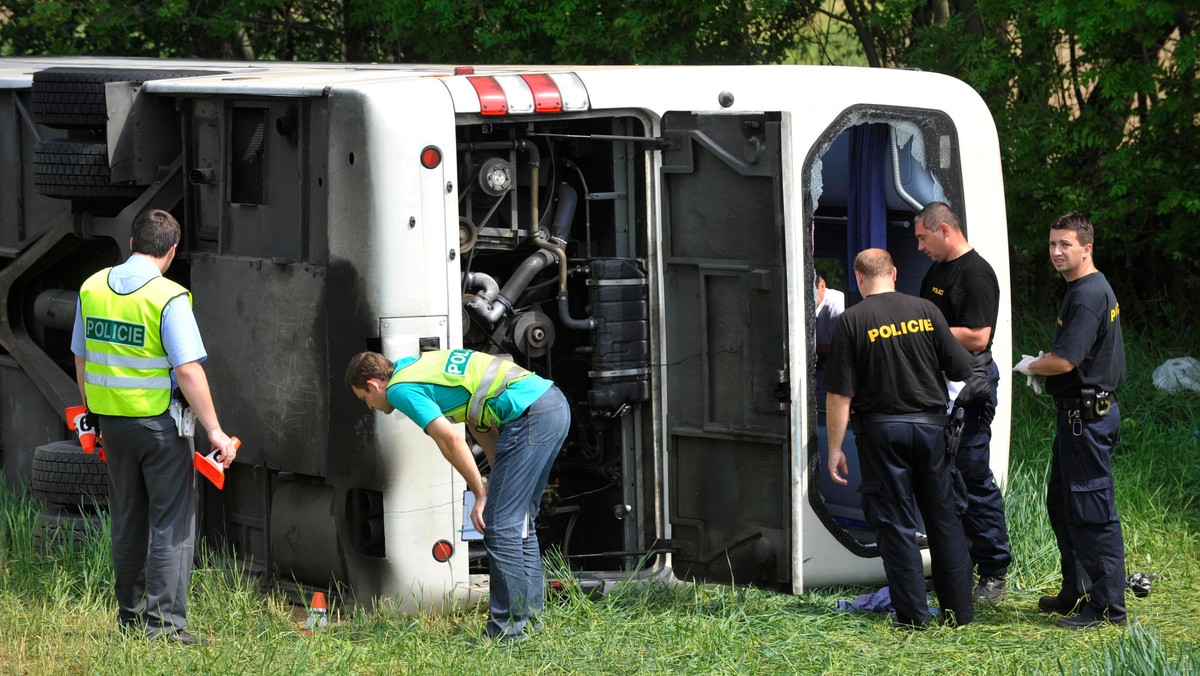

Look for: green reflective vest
[80,268,191,416]
[388,350,532,430]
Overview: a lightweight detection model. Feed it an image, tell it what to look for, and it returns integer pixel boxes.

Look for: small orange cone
[65,405,98,454]
[194,436,240,490]
[304,591,329,633]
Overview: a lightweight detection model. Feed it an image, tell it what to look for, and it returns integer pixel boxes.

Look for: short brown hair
[345,351,394,390]
[131,209,181,257]
[914,201,961,233]
[854,248,894,279]
[1050,211,1094,247]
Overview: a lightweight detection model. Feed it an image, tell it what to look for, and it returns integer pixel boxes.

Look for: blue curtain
[846,123,890,295]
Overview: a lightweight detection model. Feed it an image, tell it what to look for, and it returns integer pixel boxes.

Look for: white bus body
[0,58,1010,610]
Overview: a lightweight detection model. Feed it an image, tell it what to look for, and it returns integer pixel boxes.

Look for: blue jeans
[483,386,570,638]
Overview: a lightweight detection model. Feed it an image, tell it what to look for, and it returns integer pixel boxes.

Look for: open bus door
[660,111,795,591]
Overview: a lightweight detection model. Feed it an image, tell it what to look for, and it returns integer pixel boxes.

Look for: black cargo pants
[857,418,974,627]
[1047,401,1126,623]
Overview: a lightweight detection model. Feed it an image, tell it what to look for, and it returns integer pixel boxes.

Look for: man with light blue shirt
[345,349,570,642]
[71,209,237,645]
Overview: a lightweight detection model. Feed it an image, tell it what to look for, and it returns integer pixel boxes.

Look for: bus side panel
[324,80,471,610]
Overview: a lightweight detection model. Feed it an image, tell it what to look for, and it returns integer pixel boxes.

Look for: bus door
[660,111,794,590]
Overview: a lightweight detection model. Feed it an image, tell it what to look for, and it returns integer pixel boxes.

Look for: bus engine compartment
[451,115,656,575]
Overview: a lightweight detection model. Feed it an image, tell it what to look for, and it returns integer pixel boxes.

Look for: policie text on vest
[867,318,935,343]
[85,317,147,347]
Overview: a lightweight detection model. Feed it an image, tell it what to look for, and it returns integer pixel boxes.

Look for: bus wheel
[30,67,219,129]
[33,138,143,204]
[32,504,106,555]
[31,440,109,511]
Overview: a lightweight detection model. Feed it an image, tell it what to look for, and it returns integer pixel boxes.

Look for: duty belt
[854,412,950,427]
[1055,389,1115,418]
[1054,391,1115,410]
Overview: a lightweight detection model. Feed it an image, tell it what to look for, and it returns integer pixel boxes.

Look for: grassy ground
[1,325,1197,674]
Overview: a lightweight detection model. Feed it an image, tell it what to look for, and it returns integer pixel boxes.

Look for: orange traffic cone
[65,405,98,454]
[304,591,328,633]
[194,437,240,490]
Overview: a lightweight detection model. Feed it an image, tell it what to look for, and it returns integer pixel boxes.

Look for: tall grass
[0,319,1196,673]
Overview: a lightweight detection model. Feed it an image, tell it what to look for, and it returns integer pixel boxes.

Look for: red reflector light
[432,539,454,562]
[454,66,475,75]
[520,74,562,113]
[420,146,442,169]
[467,77,507,116]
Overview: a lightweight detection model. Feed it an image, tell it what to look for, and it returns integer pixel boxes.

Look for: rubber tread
[31,442,109,509]
[32,138,143,200]
[31,68,219,129]
[32,506,106,554]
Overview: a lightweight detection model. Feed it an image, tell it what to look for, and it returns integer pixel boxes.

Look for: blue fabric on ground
[835,586,939,616]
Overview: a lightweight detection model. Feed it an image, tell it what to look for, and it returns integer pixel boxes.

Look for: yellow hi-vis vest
[388,350,532,431]
[80,268,191,417]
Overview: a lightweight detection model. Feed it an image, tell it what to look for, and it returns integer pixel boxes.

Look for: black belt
[1055,391,1116,410]
[855,412,950,426]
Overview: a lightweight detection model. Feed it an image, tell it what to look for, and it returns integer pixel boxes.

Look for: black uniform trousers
[956,362,1012,577]
[1047,401,1126,622]
[858,418,974,627]
[100,412,196,635]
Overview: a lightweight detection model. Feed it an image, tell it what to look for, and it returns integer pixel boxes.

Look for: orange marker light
[420,146,442,169]
[432,539,454,562]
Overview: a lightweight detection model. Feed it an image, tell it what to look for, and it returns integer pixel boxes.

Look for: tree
[4,0,1194,334]
[1,1,812,65]
[797,0,1199,336]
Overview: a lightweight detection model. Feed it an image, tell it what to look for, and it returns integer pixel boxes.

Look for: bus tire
[32,138,143,202]
[32,505,106,555]
[30,67,219,129]
[30,441,109,510]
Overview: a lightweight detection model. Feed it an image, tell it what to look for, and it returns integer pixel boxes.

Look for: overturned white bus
[0,58,1011,611]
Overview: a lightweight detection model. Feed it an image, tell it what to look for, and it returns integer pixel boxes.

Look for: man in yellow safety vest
[72,209,238,645]
[346,349,570,642]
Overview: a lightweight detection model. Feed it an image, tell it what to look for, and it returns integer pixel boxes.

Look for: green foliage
[1072,622,1200,675]
[841,0,1200,336]
[0,0,813,64]
[336,0,814,65]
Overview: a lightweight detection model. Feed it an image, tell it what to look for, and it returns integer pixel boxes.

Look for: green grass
[1,323,1198,674]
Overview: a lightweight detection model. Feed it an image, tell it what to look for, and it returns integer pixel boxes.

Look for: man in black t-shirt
[914,202,1012,604]
[1015,212,1126,629]
[825,248,975,629]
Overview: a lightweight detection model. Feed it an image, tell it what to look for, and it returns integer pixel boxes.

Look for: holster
[1080,387,1095,420]
[1080,387,1118,419]
[944,406,966,456]
[168,399,196,438]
